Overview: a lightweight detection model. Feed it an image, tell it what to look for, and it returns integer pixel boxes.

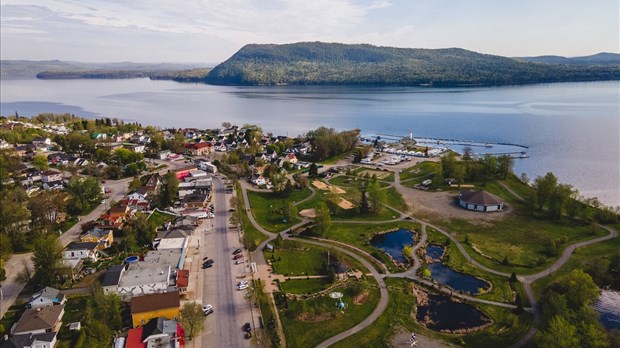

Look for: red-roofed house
[176,270,189,295]
[183,142,213,156]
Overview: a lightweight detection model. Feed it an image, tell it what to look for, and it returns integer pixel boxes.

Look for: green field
[147,209,177,226]
[280,278,333,294]
[236,184,269,250]
[279,280,380,348]
[265,241,328,276]
[328,175,391,189]
[247,188,312,232]
[399,161,439,182]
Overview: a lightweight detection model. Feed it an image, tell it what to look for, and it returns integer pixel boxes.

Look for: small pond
[369,229,415,264]
[426,244,445,261]
[594,289,620,330]
[416,294,491,332]
[425,245,489,295]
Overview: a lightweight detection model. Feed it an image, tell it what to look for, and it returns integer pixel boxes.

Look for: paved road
[200,176,250,348]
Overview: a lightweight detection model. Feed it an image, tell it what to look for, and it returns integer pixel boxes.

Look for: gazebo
[458,190,504,212]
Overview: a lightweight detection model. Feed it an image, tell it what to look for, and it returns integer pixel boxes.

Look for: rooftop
[131,291,180,314]
[11,305,64,334]
[119,265,170,289]
[459,190,503,205]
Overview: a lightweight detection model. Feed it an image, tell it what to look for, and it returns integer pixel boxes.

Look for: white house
[3,332,58,348]
[28,287,67,309]
[252,175,268,186]
[63,242,99,261]
[11,305,65,336]
[458,190,504,212]
[158,150,172,160]
[40,170,62,183]
[116,265,172,298]
[127,187,148,202]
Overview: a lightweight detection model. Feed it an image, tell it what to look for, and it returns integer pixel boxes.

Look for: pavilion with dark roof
[458,190,504,212]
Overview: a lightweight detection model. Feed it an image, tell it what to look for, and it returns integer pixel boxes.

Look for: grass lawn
[56,295,89,347]
[236,184,268,251]
[280,278,332,294]
[331,278,532,348]
[531,236,620,297]
[247,189,312,232]
[146,209,177,227]
[383,187,408,212]
[265,243,328,276]
[278,280,380,348]
[328,175,391,189]
[399,161,439,182]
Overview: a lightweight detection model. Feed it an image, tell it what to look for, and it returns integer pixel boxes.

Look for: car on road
[232,248,242,255]
[203,256,209,261]
[242,322,251,332]
[205,259,214,265]
[235,260,243,265]
[203,304,214,315]
[237,283,249,290]
[237,280,248,287]
[233,254,244,260]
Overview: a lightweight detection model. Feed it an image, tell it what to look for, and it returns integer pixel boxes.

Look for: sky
[1,0,618,64]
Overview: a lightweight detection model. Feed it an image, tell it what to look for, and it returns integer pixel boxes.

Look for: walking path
[239,167,619,348]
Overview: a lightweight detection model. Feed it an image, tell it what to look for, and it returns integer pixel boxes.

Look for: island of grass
[235,184,268,250]
[246,188,312,232]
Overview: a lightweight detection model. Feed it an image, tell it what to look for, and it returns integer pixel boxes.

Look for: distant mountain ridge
[0,60,209,79]
[205,42,620,87]
[515,52,620,66]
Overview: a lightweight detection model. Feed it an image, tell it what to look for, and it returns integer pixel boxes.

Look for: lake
[369,229,415,264]
[1,78,618,206]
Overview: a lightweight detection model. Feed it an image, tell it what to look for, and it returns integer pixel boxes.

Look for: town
[0,114,618,348]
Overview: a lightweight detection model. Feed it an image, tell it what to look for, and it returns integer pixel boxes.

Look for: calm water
[1,78,618,206]
[425,245,489,294]
[426,244,445,261]
[416,294,491,332]
[369,229,415,264]
[595,289,620,330]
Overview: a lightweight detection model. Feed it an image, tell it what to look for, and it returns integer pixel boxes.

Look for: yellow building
[80,228,114,249]
[130,291,180,328]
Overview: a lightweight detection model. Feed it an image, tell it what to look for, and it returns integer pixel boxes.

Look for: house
[116,265,172,298]
[175,166,196,180]
[0,139,11,149]
[40,170,62,183]
[130,291,180,327]
[214,142,227,152]
[183,142,213,156]
[14,145,28,156]
[251,175,268,186]
[32,137,52,147]
[42,180,64,191]
[80,228,114,249]
[27,287,67,309]
[181,193,209,208]
[125,318,184,348]
[285,153,298,164]
[145,174,162,193]
[127,187,149,202]
[1,332,57,348]
[63,242,99,262]
[124,143,145,153]
[101,265,125,294]
[458,190,504,212]
[10,305,65,335]
[158,150,172,160]
[119,198,150,212]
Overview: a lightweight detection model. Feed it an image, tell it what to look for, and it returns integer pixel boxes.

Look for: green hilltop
[205,42,620,86]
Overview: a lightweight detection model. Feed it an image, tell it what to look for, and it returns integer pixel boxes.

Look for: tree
[366,180,386,214]
[32,235,64,287]
[180,302,206,340]
[0,187,31,251]
[125,212,156,245]
[359,190,370,214]
[283,201,298,222]
[497,155,514,179]
[66,176,103,214]
[32,154,49,171]
[128,177,142,192]
[159,172,179,208]
[313,201,331,236]
[538,316,579,348]
[269,170,287,194]
[462,146,473,161]
[548,183,575,220]
[534,172,558,211]
[28,191,68,228]
[308,163,318,177]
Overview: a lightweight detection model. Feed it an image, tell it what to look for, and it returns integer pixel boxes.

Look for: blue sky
[1,0,618,63]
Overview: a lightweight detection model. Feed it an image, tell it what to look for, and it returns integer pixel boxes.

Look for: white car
[237,283,249,290]
[237,280,249,287]
[203,304,214,315]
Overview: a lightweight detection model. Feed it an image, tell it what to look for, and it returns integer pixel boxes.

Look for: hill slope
[516,52,620,66]
[205,42,620,86]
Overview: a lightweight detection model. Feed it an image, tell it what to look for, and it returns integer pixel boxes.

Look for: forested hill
[205,42,620,87]
[516,52,620,66]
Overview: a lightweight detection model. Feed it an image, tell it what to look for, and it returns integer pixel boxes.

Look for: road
[200,175,251,348]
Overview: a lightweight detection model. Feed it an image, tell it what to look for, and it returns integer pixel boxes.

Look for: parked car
[203,256,209,261]
[237,280,249,287]
[237,283,249,290]
[232,248,242,255]
[243,322,251,332]
[203,304,214,315]
[235,260,244,265]
[233,254,243,260]
[202,262,213,269]
[205,259,214,265]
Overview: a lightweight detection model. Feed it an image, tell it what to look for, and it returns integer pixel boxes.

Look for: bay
[1,78,618,206]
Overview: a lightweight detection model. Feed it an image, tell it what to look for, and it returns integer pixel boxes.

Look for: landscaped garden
[277,279,380,348]
[246,188,312,232]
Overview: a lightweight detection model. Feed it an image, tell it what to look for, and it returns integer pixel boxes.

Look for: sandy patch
[397,185,509,223]
[391,327,455,348]
[353,290,369,305]
[299,209,317,218]
[360,170,391,180]
[338,198,354,210]
[313,180,346,194]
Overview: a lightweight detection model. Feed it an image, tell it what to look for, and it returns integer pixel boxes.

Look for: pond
[425,245,489,295]
[416,294,491,332]
[594,289,620,330]
[369,229,415,264]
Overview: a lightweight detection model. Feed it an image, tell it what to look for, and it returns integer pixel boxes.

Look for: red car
[233,254,244,260]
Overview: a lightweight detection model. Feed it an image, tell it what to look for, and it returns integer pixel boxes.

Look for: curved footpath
[241,171,619,348]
